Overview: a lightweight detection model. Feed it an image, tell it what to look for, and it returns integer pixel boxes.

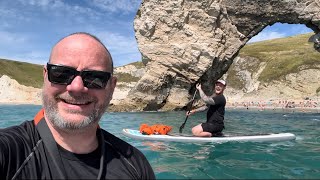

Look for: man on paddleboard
[0,32,155,179]
[186,80,227,137]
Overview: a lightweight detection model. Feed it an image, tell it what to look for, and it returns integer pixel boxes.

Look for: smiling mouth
[61,99,92,105]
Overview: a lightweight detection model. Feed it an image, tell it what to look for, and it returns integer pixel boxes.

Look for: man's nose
[66,76,88,93]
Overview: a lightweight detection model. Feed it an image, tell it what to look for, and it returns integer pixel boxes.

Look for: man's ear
[106,76,117,101]
[110,76,117,92]
[43,65,47,81]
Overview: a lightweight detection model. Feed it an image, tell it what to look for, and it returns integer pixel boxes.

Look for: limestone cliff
[109,50,320,111]
[224,57,320,102]
[0,75,42,104]
[123,0,320,111]
[0,65,145,107]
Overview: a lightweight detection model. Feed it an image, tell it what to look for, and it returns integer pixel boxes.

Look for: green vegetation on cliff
[127,61,145,69]
[115,73,141,83]
[239,33,320,82]
[114,61,144,83]
[0,59,43,88]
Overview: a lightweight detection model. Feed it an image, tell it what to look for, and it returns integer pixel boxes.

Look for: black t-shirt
[58,144,102,179]
[206,94,226,125]
[0,119,155,179]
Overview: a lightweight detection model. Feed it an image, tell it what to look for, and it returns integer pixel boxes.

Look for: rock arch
[124,0,320,111]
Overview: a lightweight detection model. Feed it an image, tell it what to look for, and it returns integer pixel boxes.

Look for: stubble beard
[42,90,108,131]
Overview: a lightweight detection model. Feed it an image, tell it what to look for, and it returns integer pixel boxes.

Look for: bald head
[49,32,113,74]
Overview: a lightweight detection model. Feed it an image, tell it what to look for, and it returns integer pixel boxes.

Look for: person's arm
[192,105,208,113]
[186,105,208,116]
[197,84,216,105]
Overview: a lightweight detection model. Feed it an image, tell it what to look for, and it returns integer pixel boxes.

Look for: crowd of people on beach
[227,98,319,111]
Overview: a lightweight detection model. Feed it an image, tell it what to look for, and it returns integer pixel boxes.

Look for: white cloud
[0,1,142,66]
[27,0,52,7]
[91,0,141,13]
[0,31,27,45]
[0,7,31,24]
[0,31,47,65]
[98,32,138,53]
[93,31,141,66]
[18,0,59,7]
[248,31,286,43]
[0,8,15,18]
[15,0,102,21]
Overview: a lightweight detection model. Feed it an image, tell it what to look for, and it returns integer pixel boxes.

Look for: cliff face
[0,66,145,107]
[124,0,320,111]
[224,57,320,102]
[0,75,42,104]
[109,57,319,112]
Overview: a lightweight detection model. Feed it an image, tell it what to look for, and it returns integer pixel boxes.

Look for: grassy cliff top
[239,33,320,82]
[0,59,43,88]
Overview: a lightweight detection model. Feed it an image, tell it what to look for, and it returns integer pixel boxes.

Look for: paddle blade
[179,123,185,133]
[179,89,197,134]
[179,116,189,133]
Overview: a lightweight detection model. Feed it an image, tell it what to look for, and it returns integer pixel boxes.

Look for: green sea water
[1,105,319,179]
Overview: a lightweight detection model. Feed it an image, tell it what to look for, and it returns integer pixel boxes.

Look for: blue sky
[0,0,313,67]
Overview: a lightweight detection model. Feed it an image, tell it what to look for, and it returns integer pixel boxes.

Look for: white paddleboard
[122,129,296,143]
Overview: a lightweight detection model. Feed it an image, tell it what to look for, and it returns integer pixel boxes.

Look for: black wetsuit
[201,94,226,135]
[0,110,155,180]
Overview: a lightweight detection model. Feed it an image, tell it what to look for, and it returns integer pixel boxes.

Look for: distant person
[186,80,227,137]
[0,32,155,179]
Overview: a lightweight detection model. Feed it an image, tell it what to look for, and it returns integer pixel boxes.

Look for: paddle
[179,89,198,133]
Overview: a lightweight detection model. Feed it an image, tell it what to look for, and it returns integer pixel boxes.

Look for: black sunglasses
[46,63,111,89]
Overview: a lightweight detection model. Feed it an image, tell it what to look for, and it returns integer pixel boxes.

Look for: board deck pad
[122,129,296,143]
[167,132,271,137]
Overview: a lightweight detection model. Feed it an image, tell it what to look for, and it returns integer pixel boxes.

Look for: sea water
[0,105,319,179]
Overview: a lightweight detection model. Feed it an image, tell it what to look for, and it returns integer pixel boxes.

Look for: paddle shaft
[179,89,198,133]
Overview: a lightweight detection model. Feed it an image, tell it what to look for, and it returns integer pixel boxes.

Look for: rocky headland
[125,0,320,111]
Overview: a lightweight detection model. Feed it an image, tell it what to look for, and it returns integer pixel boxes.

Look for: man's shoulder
[0,120,39,144]
[212,94,226,105]
[0,120,39,154]
[223,94,226,99]
[218,94,226,100]
[1,120,36,135]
